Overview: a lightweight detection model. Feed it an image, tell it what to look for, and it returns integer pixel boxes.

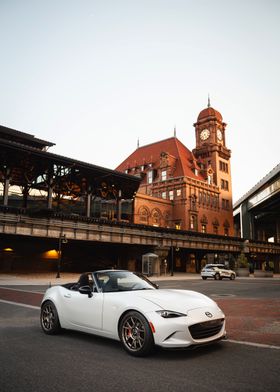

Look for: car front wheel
[119,311,154,357]
[40,301,61,335]
[202,277,207,280]
[214,273,220,280]
[230,274,236,280]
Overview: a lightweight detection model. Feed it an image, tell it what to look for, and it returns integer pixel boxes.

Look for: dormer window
[194,169,198,176]
[161,170,167,181]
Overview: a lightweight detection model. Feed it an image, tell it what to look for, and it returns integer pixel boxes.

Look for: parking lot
[0,276,279,392]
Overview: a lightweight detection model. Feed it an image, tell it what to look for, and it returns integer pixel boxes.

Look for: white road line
[226,339,280,350]
[0,299,40,310]
[0,286,45,294]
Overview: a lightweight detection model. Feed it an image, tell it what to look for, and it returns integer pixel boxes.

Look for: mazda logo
[205,311,213,318]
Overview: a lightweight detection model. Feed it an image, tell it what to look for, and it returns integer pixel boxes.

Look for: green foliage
[237,253,249,268]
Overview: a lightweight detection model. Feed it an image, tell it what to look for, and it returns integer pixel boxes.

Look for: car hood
[135,289,216,313]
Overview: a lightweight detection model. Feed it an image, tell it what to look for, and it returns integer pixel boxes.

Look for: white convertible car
[40,270,226,356]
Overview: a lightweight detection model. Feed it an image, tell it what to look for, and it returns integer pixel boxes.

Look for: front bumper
[146,306,226,348]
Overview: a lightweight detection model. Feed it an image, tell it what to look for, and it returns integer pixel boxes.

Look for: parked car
[40,270,226,356]
[201,264,236,280]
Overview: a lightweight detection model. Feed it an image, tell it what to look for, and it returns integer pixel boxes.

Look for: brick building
[116,103,234,236]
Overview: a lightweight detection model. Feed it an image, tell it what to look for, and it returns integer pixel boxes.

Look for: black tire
[230,274,235,280]
[202,277,207,280]
[40,300,61,335]
[119,311,154,357]
[214,273,220,280]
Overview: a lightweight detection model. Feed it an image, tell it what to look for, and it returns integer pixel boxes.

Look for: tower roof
[197,106,223,122]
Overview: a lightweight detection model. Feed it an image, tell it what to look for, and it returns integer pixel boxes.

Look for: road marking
[0,299,40,310]
[0,286,45,294]
[211,294,236,298]
[226,339,280,350]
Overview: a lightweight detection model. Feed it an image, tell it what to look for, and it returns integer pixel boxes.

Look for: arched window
[212,218,219,234]
[151,209,161,226]
[190,215,197,230]
[223,219,230,236]
[139,206,149,224]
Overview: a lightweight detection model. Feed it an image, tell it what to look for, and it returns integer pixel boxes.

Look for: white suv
[201,264,236,280]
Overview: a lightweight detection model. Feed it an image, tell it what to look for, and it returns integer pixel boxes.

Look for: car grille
[189,318,224,340]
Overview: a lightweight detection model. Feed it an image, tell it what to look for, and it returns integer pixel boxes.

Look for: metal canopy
[0,133,140,200]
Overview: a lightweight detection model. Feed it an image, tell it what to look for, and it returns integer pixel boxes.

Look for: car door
[63,290,103,332]
[60,274,103,332]
[221,267,230,278]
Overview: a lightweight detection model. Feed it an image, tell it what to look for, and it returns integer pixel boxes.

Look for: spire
[174,125,177,138]
[137,137,139,149]
[207,94,211,108]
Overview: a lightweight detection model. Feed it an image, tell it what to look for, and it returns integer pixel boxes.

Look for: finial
[137,137,139,149]
[208,94,211,108]
[174,125,177,138]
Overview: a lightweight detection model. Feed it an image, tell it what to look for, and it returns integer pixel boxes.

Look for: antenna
[137,137,139,149]
[174,125,177,138]
[208,94,211,108]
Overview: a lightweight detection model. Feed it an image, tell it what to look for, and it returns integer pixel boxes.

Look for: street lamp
[56,234,68,278]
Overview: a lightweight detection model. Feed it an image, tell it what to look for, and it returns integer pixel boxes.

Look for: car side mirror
[79,285,93,298]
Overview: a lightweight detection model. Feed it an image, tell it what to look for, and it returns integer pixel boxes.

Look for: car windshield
[94,271,156,292]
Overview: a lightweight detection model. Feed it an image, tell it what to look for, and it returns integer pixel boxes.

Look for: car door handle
[64,293,72,298]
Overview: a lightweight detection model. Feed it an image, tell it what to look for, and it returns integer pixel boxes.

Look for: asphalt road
[0,279,279,392]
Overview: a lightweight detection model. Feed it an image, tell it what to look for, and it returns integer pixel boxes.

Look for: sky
[0,0,279,203]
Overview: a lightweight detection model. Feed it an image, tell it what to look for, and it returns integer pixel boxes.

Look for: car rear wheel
[119,311,154,357]
[202,277,207,280]
[214,273,220,280]
[40,301,61,335]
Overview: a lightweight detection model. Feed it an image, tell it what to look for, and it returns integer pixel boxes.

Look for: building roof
[0,127,141,199]
[0,124,55,149]
[233,163,280,209]
[115,136,205,181]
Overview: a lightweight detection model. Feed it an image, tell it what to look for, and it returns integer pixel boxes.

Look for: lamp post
[56,234,67,278]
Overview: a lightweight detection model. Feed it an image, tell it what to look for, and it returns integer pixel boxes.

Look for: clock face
[200,129,210,141]
[217,129,223,141]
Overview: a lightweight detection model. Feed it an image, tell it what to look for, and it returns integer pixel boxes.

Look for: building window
[175,222,181,230]
[221,179,229,190]
[161,170,167,181]
[201,224,207,233]
[151,209,161,226]
[224,227,229,236]
[139,206,149,224]
[176,189,181,197]
[162,191,167,199]
[222,198,230,210]
[219,161,228,173]
[147,170,153,184]
[190,215,197,230]
[213,226,218,234]
[169,190,174,200]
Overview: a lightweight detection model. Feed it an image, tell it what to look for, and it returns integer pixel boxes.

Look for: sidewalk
[0,271,279,285]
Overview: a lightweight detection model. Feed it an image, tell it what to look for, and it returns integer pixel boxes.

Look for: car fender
[101,293,161,337]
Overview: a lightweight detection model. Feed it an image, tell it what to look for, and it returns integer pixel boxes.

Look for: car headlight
[156,310,187,318]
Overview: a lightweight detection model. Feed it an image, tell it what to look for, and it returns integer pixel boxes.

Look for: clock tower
[193,100,231,186]
[192,101,233,233]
